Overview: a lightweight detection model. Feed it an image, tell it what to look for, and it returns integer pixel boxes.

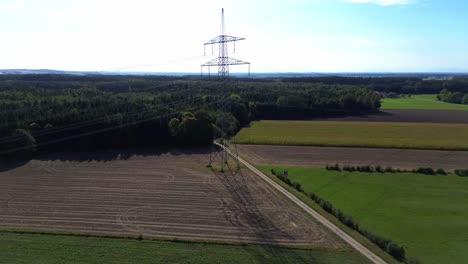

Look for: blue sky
[0,0,467,72]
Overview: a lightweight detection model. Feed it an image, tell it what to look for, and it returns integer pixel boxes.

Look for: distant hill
[0,69,97,75]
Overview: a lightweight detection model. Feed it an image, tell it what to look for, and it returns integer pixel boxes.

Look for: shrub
[415,167,436,175]
[309,192,318,201]
[384,166,394,173]
[436,168,447,175]
[375,165,383,173]
[463,94,468,105]
[454,169,468,177]
[292,182,302,192]
[387,242,406,262]
[326,164,341,171]
[334,164,341,171]
[320,200,333,213]
[360,165,374,173]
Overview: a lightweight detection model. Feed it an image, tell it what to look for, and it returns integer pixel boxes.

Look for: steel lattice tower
[204,8,250,172]
[201,8,250,80]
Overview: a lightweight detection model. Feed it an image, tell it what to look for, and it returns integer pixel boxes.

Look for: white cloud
[343,0,414,6]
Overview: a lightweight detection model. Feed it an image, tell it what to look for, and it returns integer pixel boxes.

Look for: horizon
[1,68,467,75]
[1,0,467,72]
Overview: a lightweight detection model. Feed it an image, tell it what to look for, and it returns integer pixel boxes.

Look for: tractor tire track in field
[238,144,468,170]
[0,149,344,249]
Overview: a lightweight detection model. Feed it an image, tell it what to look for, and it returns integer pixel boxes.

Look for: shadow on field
[0,159,30,172]
[213,165,309,263]
[311,109,468,124]
[311,111,393,121]
[0,147,212,172]
[34,147,213,162]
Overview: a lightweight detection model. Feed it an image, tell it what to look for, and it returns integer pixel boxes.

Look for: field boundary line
[216,142,387,264]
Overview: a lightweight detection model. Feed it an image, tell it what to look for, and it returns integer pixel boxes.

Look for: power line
[0,89,209,145]
[0,96,227,155]
[102,55,206,72]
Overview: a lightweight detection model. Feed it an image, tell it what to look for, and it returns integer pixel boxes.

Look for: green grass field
[258,166,468,264]
[0,231,370,264]
[233,120,468,150]
[381,94,468,110]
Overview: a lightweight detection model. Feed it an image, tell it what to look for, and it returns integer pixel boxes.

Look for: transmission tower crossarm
[201,57,250,67]
[204,35,246,45]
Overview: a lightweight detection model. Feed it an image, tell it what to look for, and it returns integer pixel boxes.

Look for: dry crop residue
[238,144,468,170]
[0,150,345,249]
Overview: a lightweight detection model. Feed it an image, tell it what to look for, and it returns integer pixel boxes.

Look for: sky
[0,0,467,73]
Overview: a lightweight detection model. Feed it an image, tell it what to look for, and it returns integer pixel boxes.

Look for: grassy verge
[233,120,468,150]
[381,94,468,110]
[256,167,399,264]
[258,166,468,264]
[0,230,369,264]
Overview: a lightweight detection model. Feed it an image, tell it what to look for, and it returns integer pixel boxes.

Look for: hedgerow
[271,168,411,262]
[326,164,448,176]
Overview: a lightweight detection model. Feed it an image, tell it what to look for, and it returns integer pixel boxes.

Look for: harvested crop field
[238,144,468,170]
[0,149,345,249]
[312,109,468,124]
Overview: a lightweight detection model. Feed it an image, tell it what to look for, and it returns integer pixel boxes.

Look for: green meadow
[258,166,468,264]
[0,231,370,264]
[233,120,468,150]
[381,94,468,110]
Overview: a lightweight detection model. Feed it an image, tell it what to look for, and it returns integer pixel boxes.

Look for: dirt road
[219,143,387,264]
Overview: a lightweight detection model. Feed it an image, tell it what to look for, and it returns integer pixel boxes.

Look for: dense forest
[1,74,465,157]
[284,76,468,94]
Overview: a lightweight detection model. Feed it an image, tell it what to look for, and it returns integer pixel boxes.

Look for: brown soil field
[238,144,468,170]
[0,149,345,249]
[313,109,468,124]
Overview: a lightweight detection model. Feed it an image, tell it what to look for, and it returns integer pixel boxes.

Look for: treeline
[437,89,468,104]
[0,74,382,157]
[270,168,415,263]
[284,76,468,94]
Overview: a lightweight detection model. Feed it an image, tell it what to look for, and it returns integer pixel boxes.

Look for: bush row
[454,169,468,177]
[271,168,412,263]
[326,164,448,175]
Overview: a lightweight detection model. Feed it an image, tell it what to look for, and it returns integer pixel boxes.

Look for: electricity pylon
[201,8,250,79]
[203,8,250,172]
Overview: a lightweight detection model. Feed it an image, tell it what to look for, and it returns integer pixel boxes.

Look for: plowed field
[0,149,345,249]
[238,144,468,170]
